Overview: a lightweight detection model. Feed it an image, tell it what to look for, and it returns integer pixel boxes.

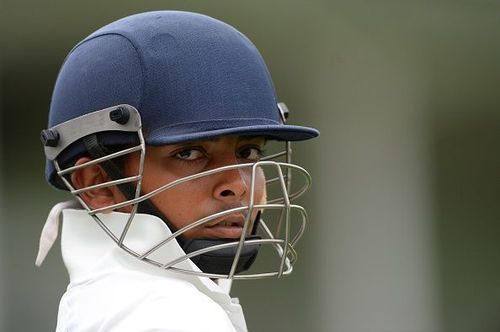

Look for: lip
[205,214,245,228]
[204,214,247,239]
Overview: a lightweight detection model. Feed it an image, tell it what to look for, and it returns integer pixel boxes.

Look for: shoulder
[108,285,237,332]
[127,291,235,331]
[59,271,238,331]
[102,273,237,331]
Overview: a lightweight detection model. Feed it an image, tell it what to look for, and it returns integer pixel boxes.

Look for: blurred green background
[1,1,500,331]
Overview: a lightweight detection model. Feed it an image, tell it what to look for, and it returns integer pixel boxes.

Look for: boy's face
[122,135,267,239]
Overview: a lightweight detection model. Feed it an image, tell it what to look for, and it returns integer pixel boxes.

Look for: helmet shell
[45,11,319,188]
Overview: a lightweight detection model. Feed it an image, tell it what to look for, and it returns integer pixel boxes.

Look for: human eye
[174,148,205,161]
[238,145,263,161]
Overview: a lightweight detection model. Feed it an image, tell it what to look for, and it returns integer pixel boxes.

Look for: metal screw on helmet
[40,129,60,147]
[109,107,130,125]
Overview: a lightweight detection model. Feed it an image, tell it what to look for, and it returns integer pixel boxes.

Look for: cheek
[253,167,267,204]
[133,160,179,217]
[248,169,266,234]
[125,153,211,237]
[150,182,200,219]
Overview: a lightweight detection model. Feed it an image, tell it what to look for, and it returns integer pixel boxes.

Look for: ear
[71,157,122,211]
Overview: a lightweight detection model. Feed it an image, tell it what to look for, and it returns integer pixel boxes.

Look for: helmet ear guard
[41,105,142,160]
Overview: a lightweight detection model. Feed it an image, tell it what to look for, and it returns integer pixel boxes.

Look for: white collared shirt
[52,208,247,332]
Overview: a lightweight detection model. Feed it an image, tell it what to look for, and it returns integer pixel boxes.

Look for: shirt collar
[37,204,246,325]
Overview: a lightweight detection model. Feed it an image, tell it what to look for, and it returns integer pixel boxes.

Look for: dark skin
[71,135,267,239]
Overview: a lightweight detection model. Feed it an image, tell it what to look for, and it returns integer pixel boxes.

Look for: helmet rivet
[110,107,130,125]
[40,129,60,147]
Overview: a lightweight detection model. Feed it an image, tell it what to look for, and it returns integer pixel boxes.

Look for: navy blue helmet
[40,11,319,280]
[45,11,318,189]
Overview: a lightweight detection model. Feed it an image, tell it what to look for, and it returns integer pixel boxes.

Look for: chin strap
[82,134,261,276]
[182,235,261,275]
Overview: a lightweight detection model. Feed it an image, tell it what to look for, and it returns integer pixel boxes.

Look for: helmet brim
[146,124,319,145]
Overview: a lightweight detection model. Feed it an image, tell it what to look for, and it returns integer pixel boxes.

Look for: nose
[213,167,248,203]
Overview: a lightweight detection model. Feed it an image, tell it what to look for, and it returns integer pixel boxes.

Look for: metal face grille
[48,105,312,280]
